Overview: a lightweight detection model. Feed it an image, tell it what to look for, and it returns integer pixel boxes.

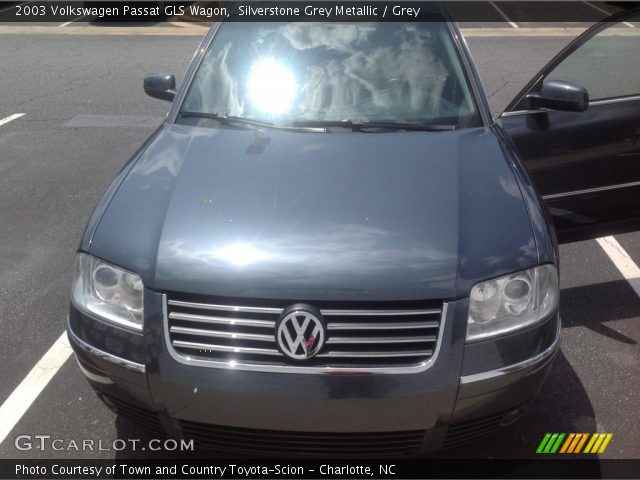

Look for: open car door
[498,8,640,243]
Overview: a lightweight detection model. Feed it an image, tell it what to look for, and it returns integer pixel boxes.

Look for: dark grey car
[67,7,640,456]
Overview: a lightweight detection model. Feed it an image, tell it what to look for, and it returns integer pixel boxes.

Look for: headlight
[71,253,144,332]
[467,264,558,341]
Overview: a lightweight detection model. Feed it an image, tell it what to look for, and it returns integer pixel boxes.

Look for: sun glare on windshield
[247,58,297,114]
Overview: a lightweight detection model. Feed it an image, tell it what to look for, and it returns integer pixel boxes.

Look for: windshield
[179,22,482,129]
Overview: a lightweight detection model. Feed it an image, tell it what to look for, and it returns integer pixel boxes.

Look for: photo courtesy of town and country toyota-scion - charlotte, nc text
[14,463,393,477]
[16,4,421,19]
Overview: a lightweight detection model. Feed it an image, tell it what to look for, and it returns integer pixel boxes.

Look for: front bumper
[68,290,560,455]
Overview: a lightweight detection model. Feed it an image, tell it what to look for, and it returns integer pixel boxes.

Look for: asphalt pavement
[0,15,638,461]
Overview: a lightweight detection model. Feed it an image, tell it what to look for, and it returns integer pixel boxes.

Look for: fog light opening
[499,406,526,426]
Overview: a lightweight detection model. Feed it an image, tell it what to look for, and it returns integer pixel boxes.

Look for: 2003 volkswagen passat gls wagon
[68,7,640,456]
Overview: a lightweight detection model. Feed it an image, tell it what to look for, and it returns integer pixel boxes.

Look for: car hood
[89,123,537,301]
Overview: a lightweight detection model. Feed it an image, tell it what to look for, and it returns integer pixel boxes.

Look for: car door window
[543,14,640,101]
[499,10,640,243]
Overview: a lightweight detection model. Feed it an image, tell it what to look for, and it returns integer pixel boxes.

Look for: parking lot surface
[0,9,639,460]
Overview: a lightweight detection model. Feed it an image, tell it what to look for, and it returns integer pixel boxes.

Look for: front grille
[164,295,445,372]
[180,421,425,457]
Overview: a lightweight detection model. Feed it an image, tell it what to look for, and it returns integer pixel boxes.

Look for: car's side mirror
[526,80,589,112]
[144,73,176,102]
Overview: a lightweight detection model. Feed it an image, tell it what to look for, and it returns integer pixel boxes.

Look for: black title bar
[0,1,637,23]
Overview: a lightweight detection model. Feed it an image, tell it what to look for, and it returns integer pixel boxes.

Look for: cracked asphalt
[0,25,638,461]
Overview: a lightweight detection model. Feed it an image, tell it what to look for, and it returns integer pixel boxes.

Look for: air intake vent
[100,394,164,435]
[180,421,425,457]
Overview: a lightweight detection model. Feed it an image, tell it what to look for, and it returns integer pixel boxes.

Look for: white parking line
[59,15,87,27]
[0,332,72,445]
[583,1,635,27]
[489,1,519,29]
[0,113,25,126]
[597,236,640,297]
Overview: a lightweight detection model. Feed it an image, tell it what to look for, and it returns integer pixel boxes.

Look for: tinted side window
[544,15,640,101]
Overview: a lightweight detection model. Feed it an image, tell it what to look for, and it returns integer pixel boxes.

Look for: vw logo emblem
[276,307,325,360]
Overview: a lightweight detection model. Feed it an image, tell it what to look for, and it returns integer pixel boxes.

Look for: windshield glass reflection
[180,22,481,129]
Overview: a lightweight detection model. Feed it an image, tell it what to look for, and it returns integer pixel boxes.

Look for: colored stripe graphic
[544,433,559,453]
[550,433,565,453]
[567,434,583,453]
[536,433,565,453]
[584,434,599,453]
[598,434,613,453]
[585,433,613,453]
[537,433,552,453]
[560,433,575,453]
[591,434,607,453]
[537,433,613,454]
[574,433,589,453]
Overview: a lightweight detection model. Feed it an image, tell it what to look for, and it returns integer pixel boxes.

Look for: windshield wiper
[179,112,324,132]
[291,120,456,132]
[178,113,453,133]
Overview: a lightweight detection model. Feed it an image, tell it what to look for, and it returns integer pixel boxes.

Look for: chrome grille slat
[327,321,439,330]
[318,350,433,358]
[170,326,274,342]
[165,296,445,372]
[321,309,439,316]
[172,340,280,356]
[326,336,436,344]
[169,311,275,328]
[168,300,283,315]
